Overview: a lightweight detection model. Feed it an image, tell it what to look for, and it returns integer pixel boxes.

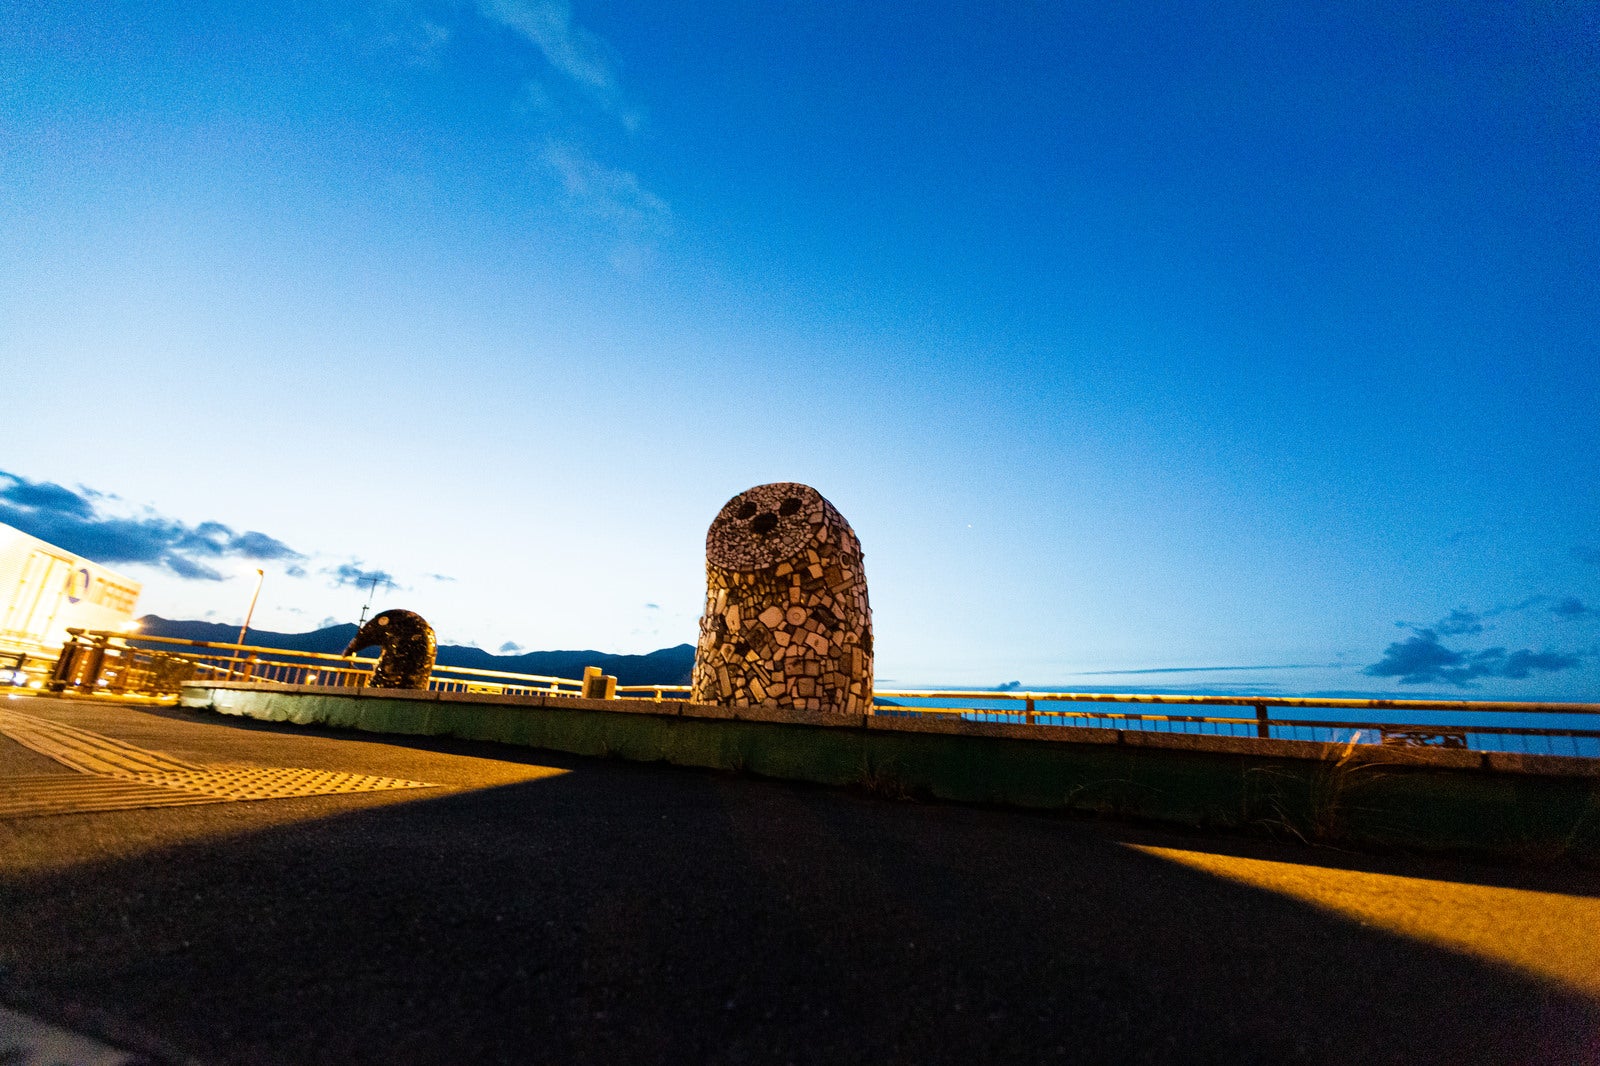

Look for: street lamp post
[231,568,265,680]
[237,568,266,647]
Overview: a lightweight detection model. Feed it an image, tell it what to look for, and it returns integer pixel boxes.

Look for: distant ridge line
[135,616,694,687]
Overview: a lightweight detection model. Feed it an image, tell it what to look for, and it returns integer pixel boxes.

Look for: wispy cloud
[476,0,631,122]
[342,3,454,68]
[1404,596,1600,630]
[1554,597,1596,620]
[471,0,666,250]
[365,1,665,251]
[1396,598,1553,638]
[414,19,451,61]
[1430,608,1484,636]
[0,469,301,582]
[541,141,670,239]
[324,563,397,590]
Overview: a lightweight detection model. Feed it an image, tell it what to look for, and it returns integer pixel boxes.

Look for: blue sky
[2,1,1597,697]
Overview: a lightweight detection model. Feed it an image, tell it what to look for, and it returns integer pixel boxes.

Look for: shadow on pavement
[2,728,1598,1066]
[142,698,1600,896]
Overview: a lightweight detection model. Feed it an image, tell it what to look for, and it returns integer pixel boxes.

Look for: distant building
[0,522,142,667]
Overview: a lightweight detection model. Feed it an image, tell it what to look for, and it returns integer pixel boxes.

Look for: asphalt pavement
[1,694,1597,1065]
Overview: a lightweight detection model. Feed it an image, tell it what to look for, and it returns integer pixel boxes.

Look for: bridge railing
[601,683,1600,757]
[44,630,585,698]
[871,689,1600,758]
[615,683,693,702]
[33,631,1600,757]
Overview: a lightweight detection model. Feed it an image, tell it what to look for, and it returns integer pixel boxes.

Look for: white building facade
[0,522,142,664]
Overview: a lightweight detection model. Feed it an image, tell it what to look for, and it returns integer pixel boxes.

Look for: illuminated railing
[45,630,585,698]
[615,683,693,702]
[34,631,1600,758]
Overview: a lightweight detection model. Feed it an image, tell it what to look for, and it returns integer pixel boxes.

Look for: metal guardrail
[615,683,692,702]
[870,689,1600,758]
[29,631,1600,758]
[44,630,585,699]
[587,683,1600,758]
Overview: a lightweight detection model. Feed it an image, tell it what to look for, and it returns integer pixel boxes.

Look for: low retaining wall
[181,683,1600,860]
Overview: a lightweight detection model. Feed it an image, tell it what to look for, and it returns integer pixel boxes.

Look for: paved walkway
[1,695,1597,1064]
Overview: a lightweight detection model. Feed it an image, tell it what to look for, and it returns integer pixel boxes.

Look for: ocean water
[872,688,1600,758]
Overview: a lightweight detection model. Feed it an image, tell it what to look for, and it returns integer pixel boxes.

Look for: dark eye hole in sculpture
[751,512,778,534]
[736,501,758,519]
[778,497,802,516]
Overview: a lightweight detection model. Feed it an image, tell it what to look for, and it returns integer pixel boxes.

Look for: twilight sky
[3,1,1597,698]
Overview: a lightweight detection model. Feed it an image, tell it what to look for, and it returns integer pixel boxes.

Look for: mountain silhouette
[136,616,695,687]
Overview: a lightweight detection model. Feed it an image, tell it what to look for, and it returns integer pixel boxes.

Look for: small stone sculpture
[691,483,872,714]
[343,609,437,690]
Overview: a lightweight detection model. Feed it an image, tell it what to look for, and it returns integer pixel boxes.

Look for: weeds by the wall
[1243,733,1398,845]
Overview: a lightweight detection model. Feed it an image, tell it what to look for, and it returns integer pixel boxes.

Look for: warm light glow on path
[1129,844,1600,999]
[0,697,571,872]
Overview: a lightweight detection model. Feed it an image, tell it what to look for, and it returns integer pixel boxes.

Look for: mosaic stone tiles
[691,483,873,714]
[344,609,437,689]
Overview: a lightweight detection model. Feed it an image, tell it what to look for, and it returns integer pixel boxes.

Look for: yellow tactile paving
[0,774,222,818]
[0,708,203,775]
[0,708,436,819]
[123,765,435,801]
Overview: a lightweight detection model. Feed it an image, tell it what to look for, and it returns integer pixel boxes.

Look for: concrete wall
[182,682,1600,861]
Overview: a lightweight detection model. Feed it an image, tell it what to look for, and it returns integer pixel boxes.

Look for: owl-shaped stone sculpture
[343,609,437,690]
[691,483,872,714]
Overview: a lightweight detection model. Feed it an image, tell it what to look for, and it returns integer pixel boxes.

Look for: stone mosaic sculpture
[343,609,437,690]
[691,483,872,714]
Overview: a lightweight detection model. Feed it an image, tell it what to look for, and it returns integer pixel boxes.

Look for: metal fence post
[81,635,109,693]
[1025,696,1036,726]
[1255,703,1270,740]
[47,638,80,693]
[581,667,616,700]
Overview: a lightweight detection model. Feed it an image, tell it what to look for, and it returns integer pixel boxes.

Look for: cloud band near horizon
[1364,629,1584,687]
[0,468,301,581]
